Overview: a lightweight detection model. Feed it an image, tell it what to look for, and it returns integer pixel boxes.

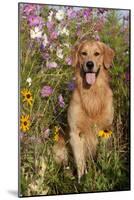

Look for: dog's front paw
[77,163,87,184]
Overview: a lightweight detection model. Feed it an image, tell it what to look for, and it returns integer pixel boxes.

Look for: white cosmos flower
[57,25,62,35]
[26,77,32,86]
[58,26,69,36]
[28,182,38,192]
[42,33,48,47]
[61,27,69,36]
[49,45,54,52]
[64,43,70,48]
[55,10,64,21]
[56,48,63,59]
[48,11,53,21]
[30,27,42,39]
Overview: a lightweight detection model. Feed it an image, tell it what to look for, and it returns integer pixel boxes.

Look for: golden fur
[68,40,115,182]
[53,40,115,183]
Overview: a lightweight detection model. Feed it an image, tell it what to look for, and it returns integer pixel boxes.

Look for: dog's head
[72,40,115,85]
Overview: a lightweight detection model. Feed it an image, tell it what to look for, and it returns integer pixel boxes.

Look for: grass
[19,4,130,196]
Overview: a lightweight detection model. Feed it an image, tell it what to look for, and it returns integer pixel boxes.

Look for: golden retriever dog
[53,40,115,183]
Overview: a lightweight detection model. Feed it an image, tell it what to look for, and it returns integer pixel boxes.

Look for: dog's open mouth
[85,73,96,85]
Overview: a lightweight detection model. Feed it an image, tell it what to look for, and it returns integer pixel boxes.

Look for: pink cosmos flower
[41,86,53,97]
[46,21,54,31]
[65,57,72,65]
[50,31,58,40]
[23,4,36,15]
[94,34,100,41]
[43,128,51,139]
[67,8,77,19]
[58,94,65,108]
[28,15,43,27]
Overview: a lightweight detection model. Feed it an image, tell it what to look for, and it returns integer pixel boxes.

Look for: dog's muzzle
[83,61,94,73]
[82,62,100,85]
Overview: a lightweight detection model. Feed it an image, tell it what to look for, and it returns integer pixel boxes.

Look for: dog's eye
[81,52,87,56]
[94,52,100,56]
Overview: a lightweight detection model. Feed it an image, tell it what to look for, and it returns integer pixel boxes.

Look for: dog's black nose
[86,61,94,69]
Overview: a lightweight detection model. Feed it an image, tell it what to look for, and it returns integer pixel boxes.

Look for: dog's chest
[81,86,112,118]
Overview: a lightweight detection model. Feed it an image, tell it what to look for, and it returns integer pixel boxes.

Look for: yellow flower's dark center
[24,121,27,126]
[104,130,108,133]
[26,94,31,99]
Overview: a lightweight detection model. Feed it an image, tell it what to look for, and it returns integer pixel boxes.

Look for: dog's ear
[102,43,115,69]
[71,40,87,67]
[71,43,80,67]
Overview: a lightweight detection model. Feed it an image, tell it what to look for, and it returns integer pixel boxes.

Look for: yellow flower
[98,130,104,137]
[55,126,60,133]
[98,130,112,139]
[53,133,59,142]
[20,114,30,132]
[53,126,60,142]
[21,88,33,106]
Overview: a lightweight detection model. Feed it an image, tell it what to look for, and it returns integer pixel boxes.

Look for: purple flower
[83,8,92,20]
[40,43,45,51]
[67,8,77,19]
[41,86,53,97]
[68,81,75,91]
[65,57,72,65]
[23,4,36,15]
[46,62,58,69]
[46,21,54,31]
[28,15,43,27]
[58,94,65,108]
[42,52,49,59]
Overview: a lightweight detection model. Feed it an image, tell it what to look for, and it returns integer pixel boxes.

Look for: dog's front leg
[70,131,86,183]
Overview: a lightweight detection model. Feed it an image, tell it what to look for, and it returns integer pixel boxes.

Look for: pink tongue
[86,73,96,85]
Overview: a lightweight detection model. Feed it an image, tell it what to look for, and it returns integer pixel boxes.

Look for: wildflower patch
[19,3,130,197]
